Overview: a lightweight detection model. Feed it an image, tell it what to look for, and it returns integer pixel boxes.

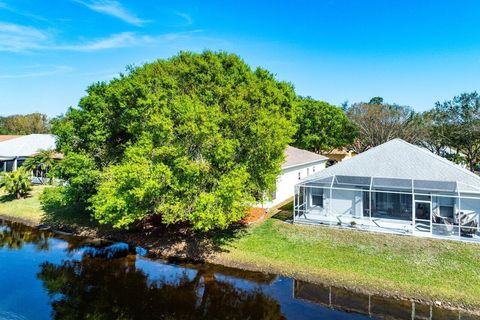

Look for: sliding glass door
[414,200,431,235]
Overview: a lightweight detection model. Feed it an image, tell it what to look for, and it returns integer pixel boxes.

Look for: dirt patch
[241,207,267,225]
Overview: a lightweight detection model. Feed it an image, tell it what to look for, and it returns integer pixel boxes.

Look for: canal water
[0,219,478,320]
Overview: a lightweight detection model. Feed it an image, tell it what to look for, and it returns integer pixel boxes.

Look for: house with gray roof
[0,134,57,172]
[294,139,480,242]
[265,146,328,208]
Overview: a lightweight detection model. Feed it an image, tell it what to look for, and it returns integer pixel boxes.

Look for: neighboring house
[264,146,328,208]
[321,148,356,166]
[0,134,57,172]
[294,138,480,243]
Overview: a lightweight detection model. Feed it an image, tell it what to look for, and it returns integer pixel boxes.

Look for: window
[311,188,323,207]
[372,192,412,221]
[298,172,301,180]
[307,168,310,176]
[313,166,315,173]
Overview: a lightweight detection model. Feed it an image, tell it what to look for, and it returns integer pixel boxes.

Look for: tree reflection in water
[0,221,51,251]
[37,254,285,320]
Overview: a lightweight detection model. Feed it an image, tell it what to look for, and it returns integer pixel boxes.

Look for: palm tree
[22,149,57,184]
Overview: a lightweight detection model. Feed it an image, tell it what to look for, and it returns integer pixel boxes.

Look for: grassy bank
[0,185,94,227]
[1,187,480,309]
[215,216,480,309]
[0,185,47,224]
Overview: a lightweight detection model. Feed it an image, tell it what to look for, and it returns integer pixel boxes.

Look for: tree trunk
[16,192,21,199]
[470,158,476,172]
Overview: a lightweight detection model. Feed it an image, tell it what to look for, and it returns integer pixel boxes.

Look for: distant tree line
[0,113,50,135]
[335,93,480,172]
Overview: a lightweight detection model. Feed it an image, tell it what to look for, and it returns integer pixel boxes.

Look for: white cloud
[0,2,47,21]
[0,21,208,53]
[74,0,146,26]
[0,22,51,52]
[0,65,73,78]
[175,11,193,26]
[56,32,154,51]
[0,23,149,52]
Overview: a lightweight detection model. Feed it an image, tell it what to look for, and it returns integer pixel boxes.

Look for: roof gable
[0,134,56,159]
[283,146,328,169]
[305,138,480,191]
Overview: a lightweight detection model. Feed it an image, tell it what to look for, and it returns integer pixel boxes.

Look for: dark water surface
[0,220,478,320]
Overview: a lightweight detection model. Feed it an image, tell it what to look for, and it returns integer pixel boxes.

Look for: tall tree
[418,107,451,155]
[52,51,297,231]
[433,92,480,172]
[346,98,422,153]
[293,97,357,154]
[0,113,50,134]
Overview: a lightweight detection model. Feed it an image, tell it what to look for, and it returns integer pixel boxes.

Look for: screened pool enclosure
[294,174,480,242]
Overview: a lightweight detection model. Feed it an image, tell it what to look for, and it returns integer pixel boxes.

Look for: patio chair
[458,212,479,237]
[432,211,454,234]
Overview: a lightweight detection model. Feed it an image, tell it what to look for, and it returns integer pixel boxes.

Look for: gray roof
[303,138,480,192]
[283,146,328,169]
[0,134,56,159]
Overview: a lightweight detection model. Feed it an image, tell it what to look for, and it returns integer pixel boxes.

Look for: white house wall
[330,189,363,218]
[264,160,326,208]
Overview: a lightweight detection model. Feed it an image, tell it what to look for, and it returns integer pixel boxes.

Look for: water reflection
[1,219,479,320]
[0,221,51,251]
[294,280,480,320]
[37,255,285,320]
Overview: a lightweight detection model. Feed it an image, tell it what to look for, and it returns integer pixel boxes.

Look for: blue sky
[1,0,480,116]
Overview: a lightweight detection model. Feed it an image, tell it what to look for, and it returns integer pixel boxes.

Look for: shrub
[0,169,32,199]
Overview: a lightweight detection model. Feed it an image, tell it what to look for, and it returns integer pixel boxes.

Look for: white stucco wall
[329,189,363,218]
[263,160,327,208]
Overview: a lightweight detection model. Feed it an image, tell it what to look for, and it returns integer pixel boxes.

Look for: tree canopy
[52,51,297,230]
[293,97,356,153]
[346,98,422,153]
[0,113,50,134]
[422,92,480,171]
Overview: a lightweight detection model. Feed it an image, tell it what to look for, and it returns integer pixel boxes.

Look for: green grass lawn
[217,215,480,308]
[0,185,95,227]
[0,185,48,224]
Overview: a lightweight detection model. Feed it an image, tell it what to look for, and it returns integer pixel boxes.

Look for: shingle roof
[0,134,56,159]
[304,138,480,192]
[282,146,328,169]
[0,135,22,142]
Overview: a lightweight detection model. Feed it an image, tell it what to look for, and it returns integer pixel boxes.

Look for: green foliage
[0,113,50,135]
[428,92,480,171]
[293,97,357,153]
[0,169,32,199]
[368,96,384,105]
[22,149,57,184]
[53,51,297,230]
[49,153,100,207]
[39,186,70,208]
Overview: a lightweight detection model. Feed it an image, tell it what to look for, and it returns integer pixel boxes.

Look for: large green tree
[293,97,357,154]
[53,51,297,230]
[429,92,480,171]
